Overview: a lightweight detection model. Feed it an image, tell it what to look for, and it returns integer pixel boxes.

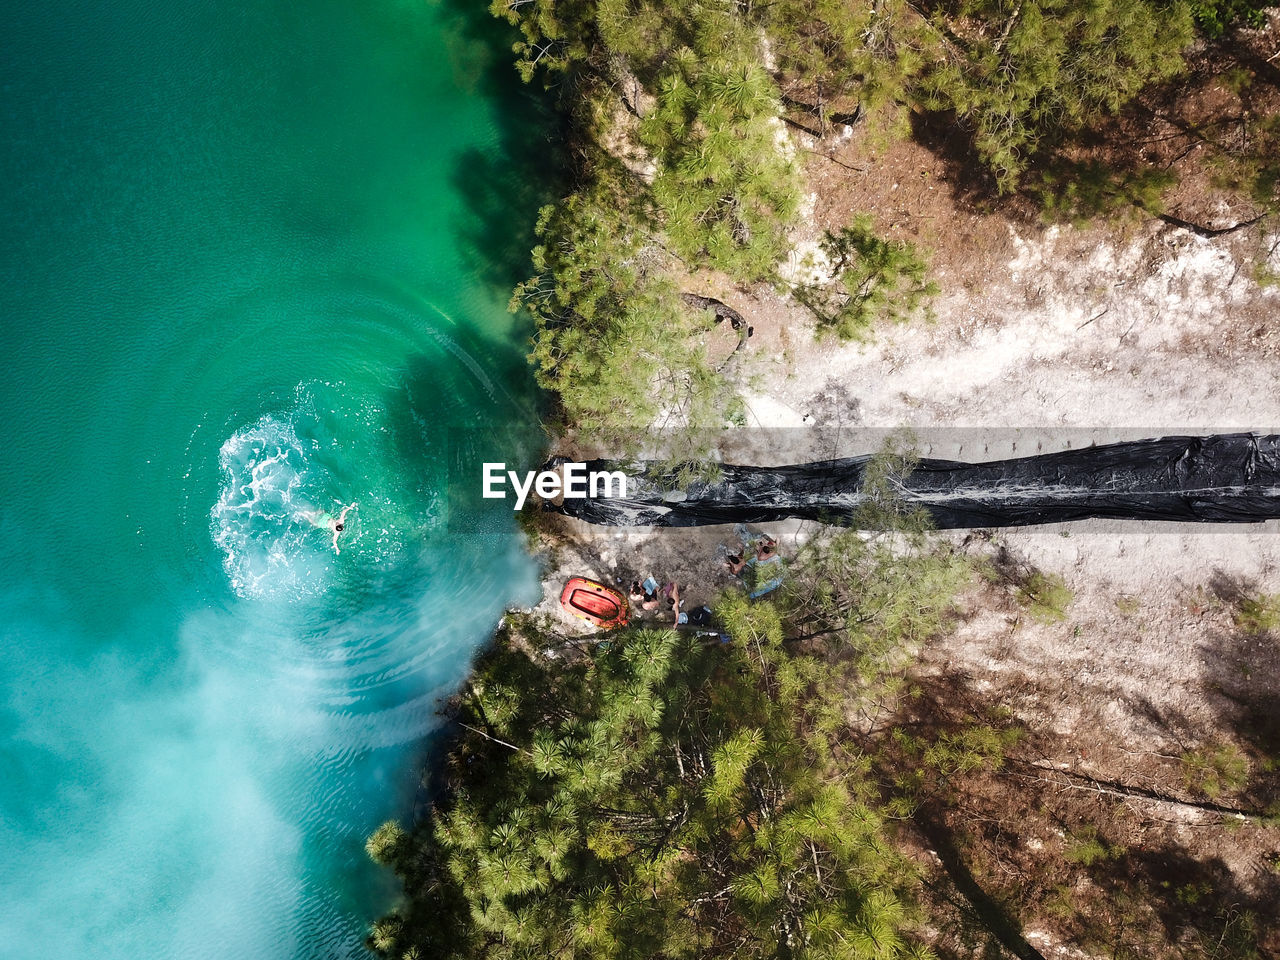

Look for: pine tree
[642,49,801,280]
[795,217,938,342]
[764,0,931,127]
[918,0,1195,190]
[514,179,738,457]
[370,615,932,959]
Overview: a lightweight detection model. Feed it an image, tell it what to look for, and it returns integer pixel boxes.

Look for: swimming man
[301,502,356,555]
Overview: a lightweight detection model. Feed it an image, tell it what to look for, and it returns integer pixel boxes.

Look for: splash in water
[213,413,348,599]
[211,383,443,599]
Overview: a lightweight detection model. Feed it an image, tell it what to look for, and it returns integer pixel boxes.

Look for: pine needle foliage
[488,0,598,83]
[371,619,930,960]
[757,0,1200,192]
[916,0,1195,191]
[796,217,938,342]
[782,445,972,690]
[492,0,803,452]
[514,177,741,456]
[763,0,930,122]
[1188,0,1271,37]
[367,474,975,959]
[641,48,801,280]
[491,0,805,284]
[366,821,408,867]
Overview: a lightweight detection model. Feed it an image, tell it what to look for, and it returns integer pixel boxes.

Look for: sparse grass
[1045,883,1078,919]
[1256,261,1280,290]
[1115,595,1141,616]
[1063,824,1124,866]
[1174,880,1211,906]
[980,549,1074,623]
[1198,907,1261,960]
[922,724,1023,776]
[1181,743,1249,799]
[1234,593,1280,636]
[1031,161,1176,227]
[1020,571,1073,623]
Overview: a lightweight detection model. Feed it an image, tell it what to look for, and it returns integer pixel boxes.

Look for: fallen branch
[805,149,867,173]
[1006,758,1261,818]
[1077,305,1109,330]
[681,292,752,373]
[681,292,747,329]
[458,722,529,756]
[1156,211,1269,238]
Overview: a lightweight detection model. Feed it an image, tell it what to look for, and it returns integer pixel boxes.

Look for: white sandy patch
[769,114,797,161]
[778,237,835,286]
[738,390,808,428]
[758,219,1280,434]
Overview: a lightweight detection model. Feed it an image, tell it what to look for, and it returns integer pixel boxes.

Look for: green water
[0,1,549,956]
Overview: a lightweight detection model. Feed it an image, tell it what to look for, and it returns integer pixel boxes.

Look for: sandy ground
[533,115,1280,619]
[750,222,1280,438]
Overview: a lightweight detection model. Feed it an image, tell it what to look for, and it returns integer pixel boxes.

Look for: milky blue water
[0,1,548,956]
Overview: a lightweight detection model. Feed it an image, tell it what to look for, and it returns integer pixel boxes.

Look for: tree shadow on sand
[879,664,1279,958]
[1198,570,1280,815]
[904,25,1280,225]
[1078,843,1273,959]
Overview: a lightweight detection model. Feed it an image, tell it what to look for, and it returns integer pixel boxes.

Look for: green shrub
[922,725,1021,777]
[1235,593,1280,635]
[1063,825,1123,866]
[1020,571,1073,623]
[1115,595,1141,616]
[797,217,938,341]
[917,0,1195,191]
[1181,742,1249,799]
[1189,0,1270,37]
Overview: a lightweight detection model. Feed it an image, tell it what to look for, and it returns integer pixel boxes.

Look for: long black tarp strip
[544,434,1280,528]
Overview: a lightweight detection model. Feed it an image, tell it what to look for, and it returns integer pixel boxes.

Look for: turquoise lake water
[0,1,550,956]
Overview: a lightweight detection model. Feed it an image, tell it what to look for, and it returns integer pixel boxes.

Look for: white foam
[213,414,333,600]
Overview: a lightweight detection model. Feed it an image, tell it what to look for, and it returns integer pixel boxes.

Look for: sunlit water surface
[0,1,547,956]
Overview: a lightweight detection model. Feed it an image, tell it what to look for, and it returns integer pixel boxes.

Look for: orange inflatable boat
[559,577,629,629]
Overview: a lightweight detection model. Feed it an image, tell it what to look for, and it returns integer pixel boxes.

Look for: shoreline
[367,5,1280,957]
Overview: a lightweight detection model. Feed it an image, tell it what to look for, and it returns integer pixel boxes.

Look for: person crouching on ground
[629,577,660,610]
[727,535,784,599]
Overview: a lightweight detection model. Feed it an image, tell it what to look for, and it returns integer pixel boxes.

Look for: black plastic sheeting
[546,434,1280,528]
